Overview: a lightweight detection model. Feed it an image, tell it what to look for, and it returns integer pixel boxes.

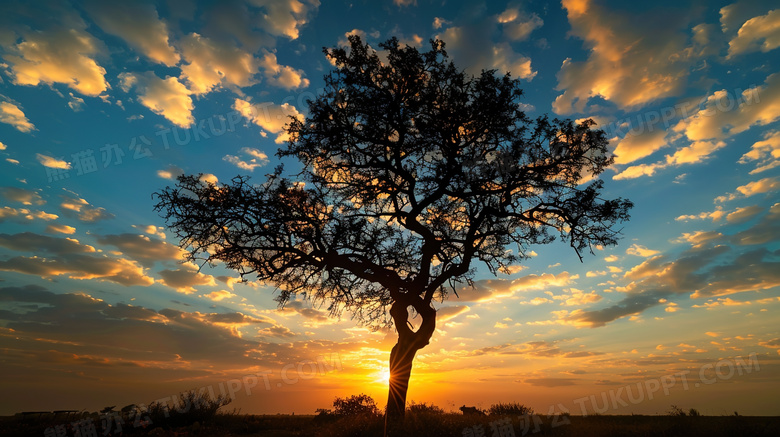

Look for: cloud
[436,305,470,322]
[730,203,780,245]
[67,93,85,112]
[0,207,58,223]
[2,7,108,96]
[676,207,726,222]
[436,7,536,79]
[739,130,780,174]
[203,290,237,302]
[626,244,660,257]
[673,230,724,247]
[158,267,217,293]
[0,285,273,367]
[199,173,219,185]
[497,7,543,41]
[232,98,302,143]
[258,50,309,89]
[223,147,269,171]
[511,271,579,290]
[690,248,780,298]
[572,206,780,327]
[278,300,330,322]
[134,224,167,240]
[59,196,114,222]
[559,288,603,306]
[0,232,95,254]
[119,71,194,128]
[726,205,763,223]
[433,17,451,30]
[86,0,180,66]
[715,176,780,203]
[612,130,669,165]
[95,233,185,267]
[254,0,319,40]
[673,74,780,143]
[45,224,76,235]
[36,153,71,169]
[0,102,36,132]
[393,0,416,7]
[454,272,578,302]
[523,377,579,387]
[0,254,153,287]
[727,9,780,58]
[257,325,296,338]
[553,0,698,114]
[179,33,259,94]
[0,187,44,205]
[614,72,780,180]
[157,165,184,180]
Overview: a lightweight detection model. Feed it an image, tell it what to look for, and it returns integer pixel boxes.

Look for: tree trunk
[385,339,418,422]
[384,298,436,436]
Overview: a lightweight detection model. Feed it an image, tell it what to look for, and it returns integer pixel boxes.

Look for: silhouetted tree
[154,36,632,430]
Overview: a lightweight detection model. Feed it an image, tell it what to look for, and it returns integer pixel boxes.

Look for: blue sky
[0,0,779,417]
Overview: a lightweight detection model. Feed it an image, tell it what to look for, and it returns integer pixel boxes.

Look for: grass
[2,396,779,437]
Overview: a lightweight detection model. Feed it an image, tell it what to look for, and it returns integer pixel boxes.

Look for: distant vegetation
[1,393,778,436]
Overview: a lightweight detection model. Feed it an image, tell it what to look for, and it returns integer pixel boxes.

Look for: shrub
[668,405,702,417]
[407,401,444,415]
[333,394,380,417]
[487,402,534,417]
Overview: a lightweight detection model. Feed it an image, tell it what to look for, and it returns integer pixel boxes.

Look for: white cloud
[204,290,236,302]
[726,205,763,223]
[673,74,780,142]
[739,130,780,174]
[626,244,660,257]
[157,165,184,180]
[223,147,269,171]
[86,1,179,66]
[60,196,114,223]
[199,173,219,185]
[436,9,536,80]
[727,9,780,58]
[67,93,85,112]
[716,176,780,203]
[179,33,259,95]
[676,207,726,222]
[254,0,319,40]
[0,102,35,132]
[497,7,543,41]
[232,98,302,143]
[158,267,217,293]
[258,50,309,90]
[614,72,780,180]
[553,0,700,114]
[433,17,451,30]
[36,154,71,169]
[613,130,669,165]
[119,72,194,128]
[2,15,108,96]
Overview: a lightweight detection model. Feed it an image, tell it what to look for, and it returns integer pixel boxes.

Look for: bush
[333,394,380,417]
[487,402,534,417]
[669,405,704,417]
[407,401,444,415]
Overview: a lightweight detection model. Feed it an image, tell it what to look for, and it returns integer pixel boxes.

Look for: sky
[0,0,779,418]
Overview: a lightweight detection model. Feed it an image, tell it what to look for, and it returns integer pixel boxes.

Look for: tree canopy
[154,35,633,423]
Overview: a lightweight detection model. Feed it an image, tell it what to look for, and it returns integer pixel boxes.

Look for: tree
[154,35,632,430]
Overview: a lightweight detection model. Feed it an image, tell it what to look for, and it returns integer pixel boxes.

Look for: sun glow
[371,368,391,385]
